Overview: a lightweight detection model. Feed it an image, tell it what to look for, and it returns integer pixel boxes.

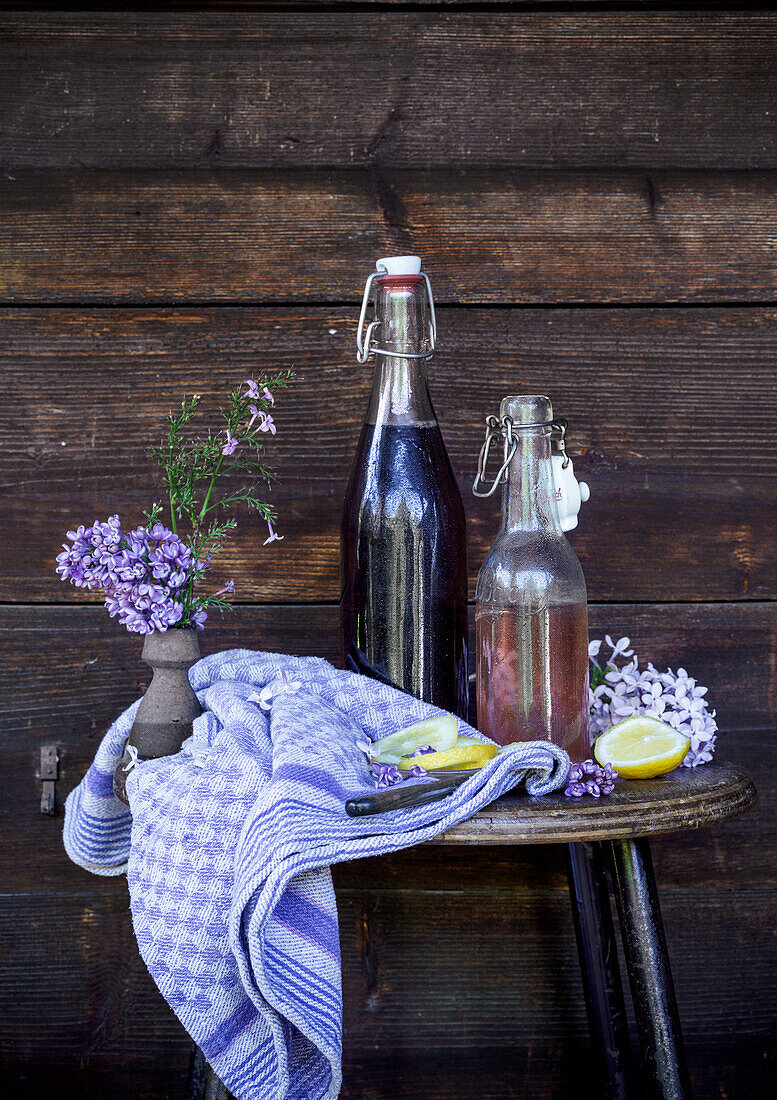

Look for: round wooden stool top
[432,761,755,846]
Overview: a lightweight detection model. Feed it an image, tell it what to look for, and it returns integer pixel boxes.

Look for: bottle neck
[502,427,563,535]
[365,276,436,426]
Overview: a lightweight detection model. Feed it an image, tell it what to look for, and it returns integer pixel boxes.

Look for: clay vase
[113,628,203,804]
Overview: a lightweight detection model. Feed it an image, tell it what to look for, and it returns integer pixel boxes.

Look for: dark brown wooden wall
[1,8,775,1099]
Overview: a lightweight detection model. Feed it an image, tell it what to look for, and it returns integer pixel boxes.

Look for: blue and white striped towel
[64,648,569,1100]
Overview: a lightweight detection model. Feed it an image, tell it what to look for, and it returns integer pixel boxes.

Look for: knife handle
[345,777,463,817]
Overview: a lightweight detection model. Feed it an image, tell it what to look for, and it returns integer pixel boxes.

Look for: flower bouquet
[56,375,290,634]
[55,374,291,795]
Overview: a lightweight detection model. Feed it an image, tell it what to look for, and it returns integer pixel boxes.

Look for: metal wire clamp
[472,414,569,497]
[472,415,517,497]
[555,417,570,468]
[356,263,437,363]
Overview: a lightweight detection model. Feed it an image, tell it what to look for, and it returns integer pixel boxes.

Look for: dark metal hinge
[38,744,59,815]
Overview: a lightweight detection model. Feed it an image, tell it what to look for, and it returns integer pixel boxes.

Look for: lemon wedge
[397,742,497,772]
[370,714,458,763]
[594,717,690,779]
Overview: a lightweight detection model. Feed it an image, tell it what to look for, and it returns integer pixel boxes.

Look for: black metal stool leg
[185,1045,233,1100]
[607,837,692,1100]
[565,841,634,1100]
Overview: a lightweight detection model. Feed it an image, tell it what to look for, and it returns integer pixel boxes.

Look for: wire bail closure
[356,262,437,364]
[472,414,569,498]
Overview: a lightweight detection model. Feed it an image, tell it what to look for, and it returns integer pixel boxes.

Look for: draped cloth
[64,649,569,1100]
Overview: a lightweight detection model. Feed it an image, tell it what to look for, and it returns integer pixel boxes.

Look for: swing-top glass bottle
[340,256,468,718]
[474,395,591,762]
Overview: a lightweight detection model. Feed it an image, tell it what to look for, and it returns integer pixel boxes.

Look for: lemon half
[594,717,690,779]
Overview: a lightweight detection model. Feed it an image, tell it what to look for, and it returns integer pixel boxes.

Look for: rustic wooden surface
[4,868,775,1100]
[434,763,756,844]
[5,169,777,303]
[2,306,775,603]
[3,13,777,170]
[2,6,776,1100]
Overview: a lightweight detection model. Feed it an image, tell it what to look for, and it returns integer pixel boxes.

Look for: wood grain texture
[2,8,776,1100]
[2,880,775,1099]
[0,891,193,1099]
[337,889,777,1099]
[0,891,190,1064]
[2,601,774,746]
[0,0,681,7]
[433,763,755,845]
[3,13,777,170]
[0,601,772,1095]
[2,305,776,602]
[2,1069,189,1100]
[3,169,777,304]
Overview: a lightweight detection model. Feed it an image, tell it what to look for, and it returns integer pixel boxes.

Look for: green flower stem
[198,452,226,526]
[167,469,178,535]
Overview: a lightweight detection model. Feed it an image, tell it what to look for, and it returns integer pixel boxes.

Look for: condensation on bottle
[474,395,591,763]
[340,257,469,719]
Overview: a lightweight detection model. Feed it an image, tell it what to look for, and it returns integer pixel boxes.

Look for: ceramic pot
[113,628,203,803]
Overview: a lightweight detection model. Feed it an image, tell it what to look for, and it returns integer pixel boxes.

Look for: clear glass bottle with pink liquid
[474,395,591,763]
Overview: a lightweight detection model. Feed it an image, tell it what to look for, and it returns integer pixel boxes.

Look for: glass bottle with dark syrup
[474,395,590,762]
[340,256,468,718]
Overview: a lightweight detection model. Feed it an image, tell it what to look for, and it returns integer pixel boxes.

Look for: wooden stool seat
[433,761,755,845]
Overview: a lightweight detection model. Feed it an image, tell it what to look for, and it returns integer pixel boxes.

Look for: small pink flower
[221,429,238,456]
[263,520,284,546]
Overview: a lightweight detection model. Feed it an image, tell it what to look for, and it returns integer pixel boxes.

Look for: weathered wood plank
[1,887,774,1099]
[337,889,777,1095]
[0,601,774,894]
[2,13,777,170]
[3,169,777,304]
[1,600,774,745]
[0,891,190,1063]
[0,891,192,1096]
[339,1038,777,1100]
[2,1068,189,1100]
[0,0,683,7]
[2,306,776,602]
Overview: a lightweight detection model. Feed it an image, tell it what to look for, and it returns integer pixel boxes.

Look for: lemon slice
[594,717,690,779]
[370,714,458,762]
[397,742,498,772]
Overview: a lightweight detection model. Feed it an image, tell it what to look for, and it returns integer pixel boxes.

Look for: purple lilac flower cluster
[589,636,717,768]
[56,516,202,635]
[369,761,429,787]
[362,743,431,788]
[369,762,403,788]
[565,759,618,798]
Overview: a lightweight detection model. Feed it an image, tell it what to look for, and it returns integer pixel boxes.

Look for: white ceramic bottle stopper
[552,455,591,532]
[376,255,422,276]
